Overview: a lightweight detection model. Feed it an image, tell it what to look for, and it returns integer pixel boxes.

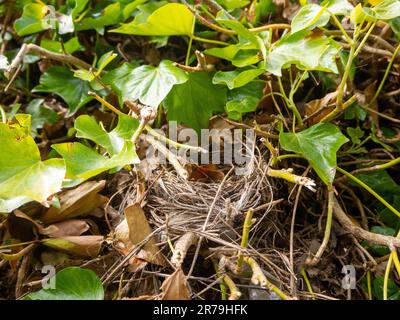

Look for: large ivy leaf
[164,72,227,132]
[363,0,400,21]
[111,3,194,36]
[75,114,139,155]
[279,123,349,186]
[33,66,93,116]
[25,267,104,300]
[103,60,187,108]
[52,141,139,186]
[14,3,51,36]
[266,31,340,76]
[225,81,264,120]
[212,68,264,89]
[0,123,65,213]
[291,4,330,34]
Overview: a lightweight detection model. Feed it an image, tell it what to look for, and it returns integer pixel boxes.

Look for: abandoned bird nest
[116,144,278,242]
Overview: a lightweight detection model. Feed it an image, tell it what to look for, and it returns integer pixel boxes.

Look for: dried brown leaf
[305,91,338,124]
[7,210,43,241]
[185,164,224,182]
[160,268,191,300]
[123,203,165,266]
[40,219,90,238]
[42,235,103,258]
[41,180,107,223]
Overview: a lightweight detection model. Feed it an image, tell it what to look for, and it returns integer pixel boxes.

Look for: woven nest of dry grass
[116,144,279,241]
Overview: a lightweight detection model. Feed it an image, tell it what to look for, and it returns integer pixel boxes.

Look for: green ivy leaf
[104,60,187,108]
[373,276,400,300]
[26,99,60,133]
[14,3,51,36]
[52,141,139,186]
[205,44,261,68]
[364,226,396,256]
[33,66,93,116]
[75,3,122,32]
[225,81,264,120]
[279,123,349,186]
[346,127,364,145]
[164,72,227,132]
[212,68,264,89]
[363,0,400,21]
[24,267,104,300]
[40,37,82,55]
[291,4,330,34]
[0,123,65,213]
[218,0,250,10]
[266,31,340,76]
[322,0,354,16]
[389,16,400,38]
[121,0,150,20]
[110,3,195,36]
[70,0,90,19]
[74,114,139,155]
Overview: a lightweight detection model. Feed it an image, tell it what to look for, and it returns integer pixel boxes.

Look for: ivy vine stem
[383,253,393,300]
[336,167,400,219]
[185,19,196,66]
[336,37,356,106]
[236,208,255,273]
[277,77,303,128]
[370,43,400,105]
[305,188,334,266]
[192,35,228,46]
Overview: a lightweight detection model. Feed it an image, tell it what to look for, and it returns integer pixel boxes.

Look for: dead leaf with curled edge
[185,164,224,182]
[115,203,166,266]
[40,219,90,238]
[160,268,191,300]
[7,210,43,241]
[305,91,338,125]
[41,180,107,223]
[42,235,103,258]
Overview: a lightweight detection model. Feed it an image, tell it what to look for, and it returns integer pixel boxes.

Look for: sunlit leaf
[323,0,354,16]
[266,31,340,76]
[291,4,330,34]
[52,141,139,185]
[363,0,400,20]
[213,68,264,89]
[14,3,51,36]
[74,114,139,155]
[111,3,194,36]
[0,123,65,213]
